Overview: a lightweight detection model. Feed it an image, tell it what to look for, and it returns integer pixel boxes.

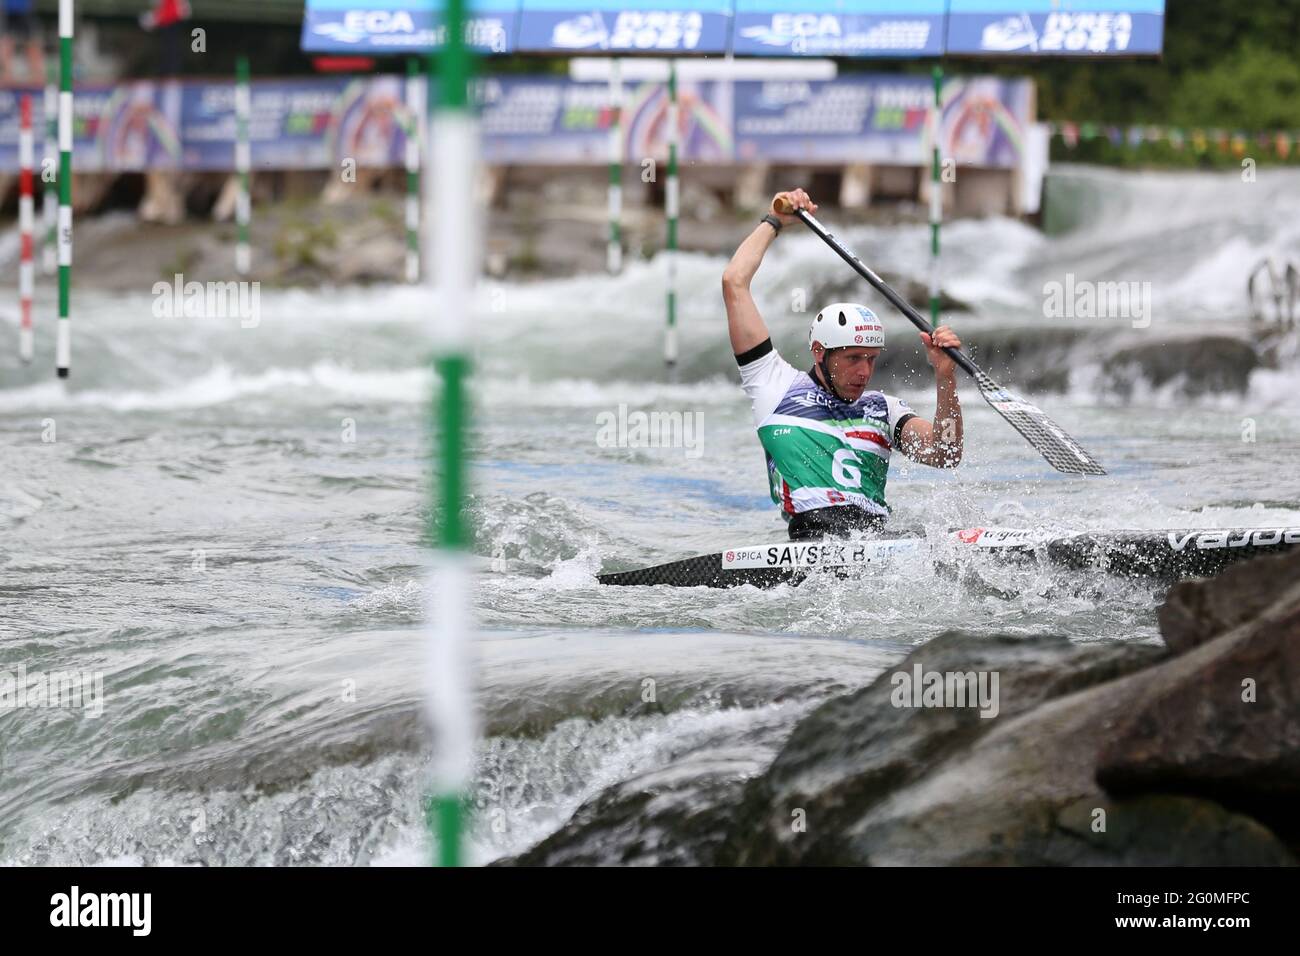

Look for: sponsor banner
[946,1,1165,56]
[301,0,517,54]
[0,82,183,173]
[179,76,416,171]
[0,74,1027,170]
[479,75,733,163]
[297,0,1164,56]
[734,74,1032,167]
[732,1,945,57]
[516,0,731,53]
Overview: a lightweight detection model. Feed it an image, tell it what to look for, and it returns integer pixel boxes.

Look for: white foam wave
[0,361,430,411]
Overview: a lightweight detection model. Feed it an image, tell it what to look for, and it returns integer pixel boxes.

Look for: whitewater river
[1,166,1298,864]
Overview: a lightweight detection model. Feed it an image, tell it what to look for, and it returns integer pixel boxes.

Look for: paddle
[775,197,1106,476]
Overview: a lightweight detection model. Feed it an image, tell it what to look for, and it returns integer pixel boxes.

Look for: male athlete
[722,188,964,540]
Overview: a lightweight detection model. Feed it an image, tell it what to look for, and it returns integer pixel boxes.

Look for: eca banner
[301,0,517,54]
[299,1,1164,55]
[946,1,1166,55]
[516,1,732,53]
[732,2,945,57]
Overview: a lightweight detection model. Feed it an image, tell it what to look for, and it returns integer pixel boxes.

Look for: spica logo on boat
[890,664,1000,719]
[0,665,105,718]
[152,273,261,328]
[596,403,703,459]
[1041,272,1152,328]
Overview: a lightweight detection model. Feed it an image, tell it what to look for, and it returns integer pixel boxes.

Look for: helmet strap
[815,348,851,403]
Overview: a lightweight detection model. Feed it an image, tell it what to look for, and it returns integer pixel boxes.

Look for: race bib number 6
[832,448,862,488]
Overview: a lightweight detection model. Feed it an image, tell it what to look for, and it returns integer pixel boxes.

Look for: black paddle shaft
[780,201,978,378]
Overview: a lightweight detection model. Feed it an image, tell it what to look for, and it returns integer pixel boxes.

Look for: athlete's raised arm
[899,325,964,468]
[721,188,819,356]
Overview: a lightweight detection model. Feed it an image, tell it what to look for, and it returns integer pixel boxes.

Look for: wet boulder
[1099,335,1259,397]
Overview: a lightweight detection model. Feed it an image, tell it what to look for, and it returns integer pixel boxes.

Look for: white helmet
[809,302,885,354]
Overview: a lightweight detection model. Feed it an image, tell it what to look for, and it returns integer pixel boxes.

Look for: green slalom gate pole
[235,55,251,276]
[928,65,943,326]
[405,58,422,283]
[55,0,72,378]
[606,58,622,275]
[664,60,678,375]
[425,0,478,869]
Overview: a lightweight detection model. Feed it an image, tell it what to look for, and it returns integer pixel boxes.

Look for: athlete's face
[814,345,881,401]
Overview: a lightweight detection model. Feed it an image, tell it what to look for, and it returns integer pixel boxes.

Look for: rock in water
[719,632,1196,866]
[1100,335,1258,397]
[1157,546,1299,654]
[1097,547,1300,845]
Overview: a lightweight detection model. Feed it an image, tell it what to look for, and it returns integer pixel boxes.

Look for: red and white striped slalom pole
[18,94,35,363]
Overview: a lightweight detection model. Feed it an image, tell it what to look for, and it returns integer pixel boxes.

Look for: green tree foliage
[1029,0,1300,126]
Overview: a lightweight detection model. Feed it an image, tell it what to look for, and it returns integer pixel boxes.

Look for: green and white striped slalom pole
[664,60,679,374]
[235,56,251,277]
[425,0,478,869]
[42,68,57,277]
[606,58,622,275]
[55,0,73,379]
[928,65,943,326]
[404,58,422,283]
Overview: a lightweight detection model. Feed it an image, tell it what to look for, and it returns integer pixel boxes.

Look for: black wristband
[760,213,782,235]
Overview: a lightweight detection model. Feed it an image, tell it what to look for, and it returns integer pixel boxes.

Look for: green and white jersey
[737,340,916,518]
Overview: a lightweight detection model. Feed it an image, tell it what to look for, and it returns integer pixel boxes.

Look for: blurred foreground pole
[425,0,478,868]
[405,58,422,283]
[56,0,72,378]
[664,59,678,375]
[606,58,622,275]
[928,65,943,325]
[18,95,34,363]
[235,55,251,276]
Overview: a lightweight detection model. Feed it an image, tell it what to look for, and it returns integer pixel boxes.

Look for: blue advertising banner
[945,0,1165,55]
[477,75,734,162]
[0,82,184,174]
[300,0,518,54]
[179,77,420,171]
[732,1,945,57]
[1,73,1027,171]
[516,0,732,53]
[732,74,1031,166]
[298,0,1165,56]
